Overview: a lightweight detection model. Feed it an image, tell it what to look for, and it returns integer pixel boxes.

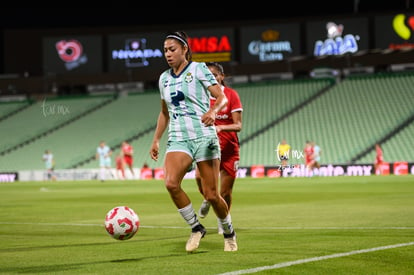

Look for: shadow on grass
[0,253,188,273]
[0,235,186,253]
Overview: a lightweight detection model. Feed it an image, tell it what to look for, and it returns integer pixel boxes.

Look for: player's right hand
[150,142,159,161]
[150,149,158,161]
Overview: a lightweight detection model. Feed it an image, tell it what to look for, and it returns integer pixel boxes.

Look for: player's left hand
[201,110,216,126]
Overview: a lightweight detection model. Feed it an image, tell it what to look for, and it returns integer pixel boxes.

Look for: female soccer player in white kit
[149,31,237,252]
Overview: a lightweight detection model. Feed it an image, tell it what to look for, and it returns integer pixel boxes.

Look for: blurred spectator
[115,152,125,180]
[95,141,113,181]
[374,143,384,175]
[122,141,135,178]
[42,149,56,181]
[277,139,291,167]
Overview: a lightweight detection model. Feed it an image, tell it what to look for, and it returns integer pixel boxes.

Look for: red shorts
[124,156,133,166]
[220,154,239,178]
[375,157,383,165]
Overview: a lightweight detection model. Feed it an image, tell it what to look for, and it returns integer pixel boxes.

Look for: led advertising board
[185,28,235,63]
[43,36,103,74]
[306,17,369,57]
[375,13,414,50]
[107,32,165,73]
[240,23,301,64]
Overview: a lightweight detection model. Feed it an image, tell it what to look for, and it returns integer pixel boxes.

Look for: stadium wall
[2,162,413,182]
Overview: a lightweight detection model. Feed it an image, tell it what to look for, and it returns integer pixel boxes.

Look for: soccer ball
[104,206,140,240]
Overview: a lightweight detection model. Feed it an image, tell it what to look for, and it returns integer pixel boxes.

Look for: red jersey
[304,145,314,165]
[122,144,133,157]
[376,146,383,163]
[210,86,243,156]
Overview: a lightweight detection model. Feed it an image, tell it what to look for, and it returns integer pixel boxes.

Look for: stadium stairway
[0,96,115,157]
[69,79,337,170]
[65,91,162,170]
[0,100,34,123]
[352,110,414,163]
[69,124,156,169]
[239,79,335,146]
[345,72,414,164]
[0,91,163,171]
[238,71,414,166]
[2,72,413,172]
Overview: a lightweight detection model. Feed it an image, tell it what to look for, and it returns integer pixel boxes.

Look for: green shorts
[166,136,221,162]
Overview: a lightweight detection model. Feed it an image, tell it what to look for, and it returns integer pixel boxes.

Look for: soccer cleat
[185,224,206,252]
[223,232,238,252]
[198,200,211,219]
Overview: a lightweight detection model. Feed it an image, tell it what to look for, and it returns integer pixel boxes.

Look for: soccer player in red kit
[115,152,125,179]
[122,141,135,178]
[304,140,314,176]
[374,143,383,175]
[195,62,243,234]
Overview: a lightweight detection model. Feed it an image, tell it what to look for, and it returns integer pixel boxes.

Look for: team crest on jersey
[184,72,193,83]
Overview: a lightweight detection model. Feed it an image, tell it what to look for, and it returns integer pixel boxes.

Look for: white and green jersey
[43,153,54,169]
[159,61,218,141]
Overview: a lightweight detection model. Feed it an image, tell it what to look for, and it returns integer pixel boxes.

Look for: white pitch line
[0,222,413,230]
[240,226,414,230]
[0,222,412,274]
[216,241,414,275]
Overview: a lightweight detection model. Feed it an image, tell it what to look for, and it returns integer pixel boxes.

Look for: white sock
[217,217,224,234]
[218,213,233,235]
[178,203,200,229]
[100,168,106,180]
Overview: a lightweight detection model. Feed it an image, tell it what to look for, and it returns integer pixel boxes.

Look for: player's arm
[202,84,227,126]
[150,100,169,161]
[216,111,242,133]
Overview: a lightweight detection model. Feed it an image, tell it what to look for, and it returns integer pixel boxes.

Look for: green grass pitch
[0,175,413,274]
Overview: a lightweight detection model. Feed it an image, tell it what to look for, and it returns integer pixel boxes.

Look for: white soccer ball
[104,206,140,240]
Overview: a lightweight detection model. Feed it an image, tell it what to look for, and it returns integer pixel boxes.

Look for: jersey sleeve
[227,88,243,113]
[196,62,218,89]
[158,70,168,100]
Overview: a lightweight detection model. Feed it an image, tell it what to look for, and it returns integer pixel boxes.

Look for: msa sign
[186,28,235,63]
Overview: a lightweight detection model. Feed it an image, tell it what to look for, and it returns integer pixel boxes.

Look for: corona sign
[240,24,300,64]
